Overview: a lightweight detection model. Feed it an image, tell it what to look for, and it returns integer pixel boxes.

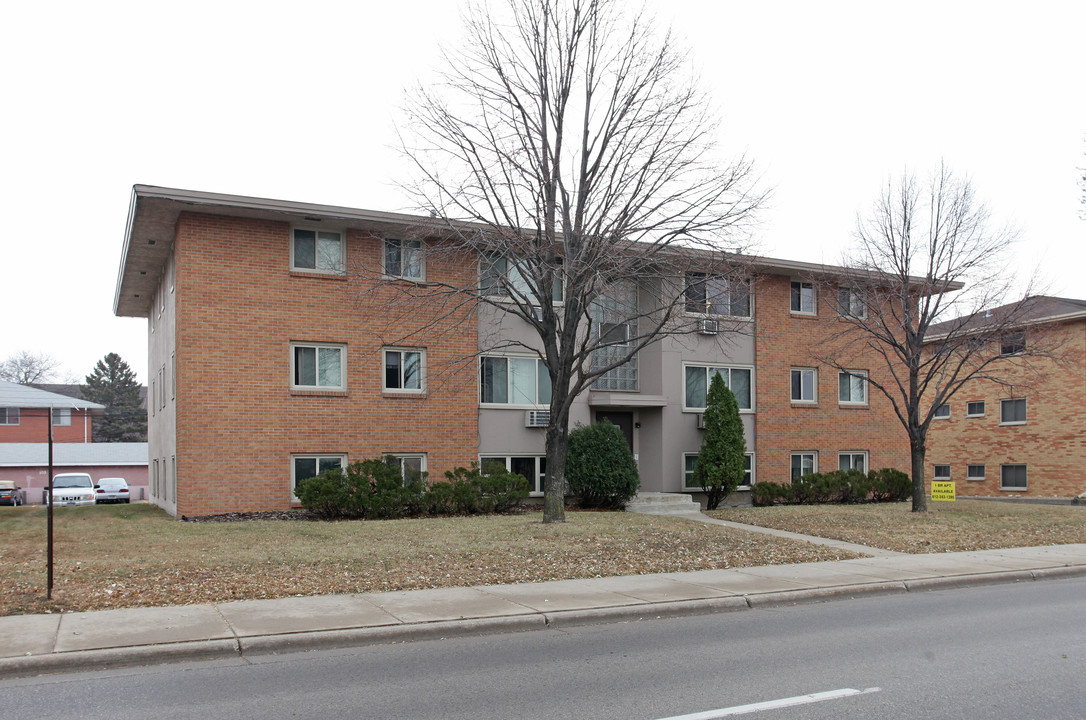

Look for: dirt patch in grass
[709,500,1086,554]
[0,505,858,616]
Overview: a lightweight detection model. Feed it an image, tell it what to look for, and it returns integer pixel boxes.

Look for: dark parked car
[94,477,131,504]
[0,480,26,506]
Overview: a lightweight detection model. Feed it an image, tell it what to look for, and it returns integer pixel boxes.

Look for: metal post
[47,407,54,600]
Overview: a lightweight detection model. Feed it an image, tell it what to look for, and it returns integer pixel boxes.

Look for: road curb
[239,614,547,657]
[0,639,239,680]
[903,570,1035,592]
[745,581,908,607]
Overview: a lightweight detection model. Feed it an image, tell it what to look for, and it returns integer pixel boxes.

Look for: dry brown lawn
[0,504,854,616]
[710,499,1086,553]
[4,500,1081,617]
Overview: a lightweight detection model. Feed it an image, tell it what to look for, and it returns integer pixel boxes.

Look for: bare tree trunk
[910,441,927,513]
[543,413,568,523]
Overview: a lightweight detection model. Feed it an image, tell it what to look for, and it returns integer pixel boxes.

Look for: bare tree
[391,0,762,522]
[813,164,1040,512]
[0,350,61,385]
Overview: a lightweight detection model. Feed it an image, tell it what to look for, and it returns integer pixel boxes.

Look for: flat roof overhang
[113,185,452,318]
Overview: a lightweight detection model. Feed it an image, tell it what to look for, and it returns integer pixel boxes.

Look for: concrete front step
[625,492,703,516]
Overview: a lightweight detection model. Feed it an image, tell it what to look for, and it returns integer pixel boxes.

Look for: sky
[2,0,1082,384]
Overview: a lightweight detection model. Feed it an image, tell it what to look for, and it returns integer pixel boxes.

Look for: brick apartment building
[925,296,1086,498]
[115,185,911,517]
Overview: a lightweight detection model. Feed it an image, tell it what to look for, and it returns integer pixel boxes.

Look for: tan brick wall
[926,319,1086,497]
[171,213,478,516]
[753,275,911,484]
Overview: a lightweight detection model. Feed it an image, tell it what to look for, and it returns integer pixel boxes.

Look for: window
[291,454,347,498]
[791,453,817,480]
[386,454,427,486]
[1001,464,1027,490]
[681,452,754,490]
[1000,331,1026,356]
[967,464,985,481]
[838,370,867,405]
[481,254,563,303]
[934,403,950,419]
[684,273,751,317]
[933,464,950,481]
[481,455,547,494]
[151,379,156,417]
[790,367,817,403]
[171,352,176,400]
[51,408,71,426]
[384,238,424,280]
[291,228,343,273]
[384,349,424,392]
[790,281,815,314]
[837,287,865,318]
[1000,398,1026,425]
[0,408,20,425]
[966,401,985,417]
[152,458,159,497]
[292,343,346,390]
[839,452,867,473]
[684,365,753,411]
[480,356,551,405]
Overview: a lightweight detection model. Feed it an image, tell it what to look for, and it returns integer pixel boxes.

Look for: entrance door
[595,411,634,451]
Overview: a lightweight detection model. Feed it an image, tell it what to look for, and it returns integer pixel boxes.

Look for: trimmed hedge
[751,468,911,506]
[295,458,529,520]
[566,420,640,509]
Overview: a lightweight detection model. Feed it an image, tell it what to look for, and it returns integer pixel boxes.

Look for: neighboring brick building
[0,380,103,444]
[925,297,1086,498]
[115,185,916,516]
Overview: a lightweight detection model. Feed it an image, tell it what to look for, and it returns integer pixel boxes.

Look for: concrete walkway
[1,530,1084,680]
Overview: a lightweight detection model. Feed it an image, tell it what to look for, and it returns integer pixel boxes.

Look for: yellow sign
[931,481,955,501]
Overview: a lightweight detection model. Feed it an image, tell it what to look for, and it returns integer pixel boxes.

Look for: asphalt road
[2,577,1083,719]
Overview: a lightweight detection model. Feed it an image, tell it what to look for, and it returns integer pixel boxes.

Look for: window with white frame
[1000,398,1026,424]
[838,370,867,405]
[999,331,1026,356]
[1000,464,1027,490]
[684,365,753,411]
[291,228,344,273]
[384,348,424,392]
[967,464,985,481]
[51,408,71,426]
[0,407,20,425]
[684,273,751,317]
[481,356,551,405]
[386,454,427,486]
[838,452,867,473]
[934,403,950,419]
[291,454,347,498]
[837,287,865,318]
[384,238,424,280]
[966,401,985,417]
[933,464,951,480]
[292,343,346,390]
[481,455,546,494]
[683,453,754,490]
[790,367,817,403]
[790,281,815,314]
[791,452,817,480]
[480,253,563,303]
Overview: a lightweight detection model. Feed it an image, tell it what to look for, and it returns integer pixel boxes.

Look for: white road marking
[654,687,882,719]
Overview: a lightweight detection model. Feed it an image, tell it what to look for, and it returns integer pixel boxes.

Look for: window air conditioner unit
[531,306,544,322]
[699,319,719,335]
[525,410,551,428]
[696,413,707,429]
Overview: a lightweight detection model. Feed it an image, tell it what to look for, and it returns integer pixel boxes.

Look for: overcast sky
[3,0,1082,384]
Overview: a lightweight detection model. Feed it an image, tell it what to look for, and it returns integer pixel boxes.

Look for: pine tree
[83,353,147,442]
[693,372,747,510]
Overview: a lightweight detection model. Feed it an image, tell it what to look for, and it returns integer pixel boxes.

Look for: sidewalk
[2,536,1084,680]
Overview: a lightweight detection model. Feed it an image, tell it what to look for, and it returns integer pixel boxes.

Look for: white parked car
[49,473,96,506]
[94,477,131,504]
